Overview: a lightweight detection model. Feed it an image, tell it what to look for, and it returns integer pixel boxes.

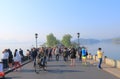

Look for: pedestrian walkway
[5,57,120,79]
[88,59,120,78]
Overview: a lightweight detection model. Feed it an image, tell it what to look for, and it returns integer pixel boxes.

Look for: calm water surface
[83,42,120,60]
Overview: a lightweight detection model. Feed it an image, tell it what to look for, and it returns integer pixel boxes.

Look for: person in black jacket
[70,48,76,66]
[19,48,24,62]
[7,49,13,69]
[31,48,38,67]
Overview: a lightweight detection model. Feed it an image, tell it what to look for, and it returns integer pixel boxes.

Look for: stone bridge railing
[87,54,120,69]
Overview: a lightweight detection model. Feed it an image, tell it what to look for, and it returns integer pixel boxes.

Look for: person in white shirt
[1,49,9,69]
[13,49,22,71]
[54,47,60,61]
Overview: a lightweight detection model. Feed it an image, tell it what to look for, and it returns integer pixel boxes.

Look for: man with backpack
[81,47,88,65]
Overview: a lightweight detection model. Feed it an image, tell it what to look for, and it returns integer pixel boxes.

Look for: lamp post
[77,33,80,47]
[77,33,81,61]
[35,33,38,48]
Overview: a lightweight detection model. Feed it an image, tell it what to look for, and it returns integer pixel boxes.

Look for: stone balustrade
[116,60,120,69]
[105,58,116,67]
[88,54,120,69]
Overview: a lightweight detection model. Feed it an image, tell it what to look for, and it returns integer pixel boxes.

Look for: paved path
[88,59,120,78]
[5,57,120,79]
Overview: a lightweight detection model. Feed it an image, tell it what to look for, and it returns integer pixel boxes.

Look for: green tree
[46,33,59,47]
[61,34,72,47]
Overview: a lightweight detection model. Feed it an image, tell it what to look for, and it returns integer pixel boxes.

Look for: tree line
[44,33,77,48]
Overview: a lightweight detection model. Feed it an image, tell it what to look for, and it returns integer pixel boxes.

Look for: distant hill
[73,37,120,45]
[73,38,100,45]
[101,37,120,44]
[112,37,120,44]
[100,39,113,43]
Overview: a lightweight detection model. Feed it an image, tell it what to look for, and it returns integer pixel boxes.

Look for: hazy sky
[0,0,120,43]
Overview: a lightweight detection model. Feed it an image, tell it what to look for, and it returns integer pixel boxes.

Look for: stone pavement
[4,57,120,79]
[88,59,120,78]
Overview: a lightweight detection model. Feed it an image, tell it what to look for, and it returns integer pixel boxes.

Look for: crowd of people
[29,46,89,68]
[1,48,24,71]
[30,46,103,69]
[1,46,104,71]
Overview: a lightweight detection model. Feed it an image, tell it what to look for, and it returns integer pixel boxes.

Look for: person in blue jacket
[81,47,88,65]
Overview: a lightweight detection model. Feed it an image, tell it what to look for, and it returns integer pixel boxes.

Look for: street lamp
[35,33,38,48]
[77,33,80,47]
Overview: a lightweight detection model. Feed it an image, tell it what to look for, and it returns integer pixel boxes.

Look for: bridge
[2,56,120,79]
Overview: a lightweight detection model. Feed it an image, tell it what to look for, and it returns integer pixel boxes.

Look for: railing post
[95,54,97,61]
[104,56,107,64]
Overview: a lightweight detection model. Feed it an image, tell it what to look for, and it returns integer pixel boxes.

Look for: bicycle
[34,56,47,73]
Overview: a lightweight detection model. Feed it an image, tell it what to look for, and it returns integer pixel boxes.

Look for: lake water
[82,42,120,60]
[0,42,120,61]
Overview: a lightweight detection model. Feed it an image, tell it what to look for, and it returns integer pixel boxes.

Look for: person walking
[48,47,52,61]
[1,49,9,70]
[78,47,82,61]
[54,46,60,61]
[7,49,13,70]
[97,48,103,69]
[37,47,47,70]
[31,48,38,67]
[81,47,88,65]
[19,48,24,62]
[13,49,22,71]
[63,47,69,62]
[70,48,76,66]
[26,49,31,60]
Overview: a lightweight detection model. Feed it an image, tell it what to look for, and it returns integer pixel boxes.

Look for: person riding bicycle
[37,47,47,70]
